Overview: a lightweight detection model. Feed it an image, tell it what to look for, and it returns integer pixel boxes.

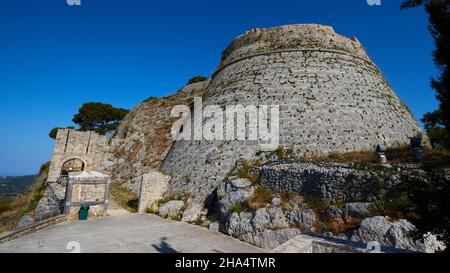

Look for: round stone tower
[161,24,423,202]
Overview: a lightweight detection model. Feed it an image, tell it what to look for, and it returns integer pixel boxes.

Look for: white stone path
[0,214,264,253]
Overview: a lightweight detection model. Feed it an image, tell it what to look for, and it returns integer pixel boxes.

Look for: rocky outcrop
[98,81,209,190]
[255,162,407,202]
[161,23,424,207]
[349,216,445,253]
[158,201,185,219]
[227,211,302,249]
[213,169,445,252]
[34,183,65,219]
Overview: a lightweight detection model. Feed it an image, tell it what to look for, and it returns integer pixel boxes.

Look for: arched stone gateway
[60,157,86,176]
[47,129,113,182]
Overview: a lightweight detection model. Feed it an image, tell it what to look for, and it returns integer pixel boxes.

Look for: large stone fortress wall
[47,129,112,182]
[161,24,423,202]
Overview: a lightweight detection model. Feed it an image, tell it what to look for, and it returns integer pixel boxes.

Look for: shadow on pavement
[151,237,178,253]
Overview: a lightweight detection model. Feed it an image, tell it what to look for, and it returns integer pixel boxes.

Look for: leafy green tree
[187,76,208,85]
[72,102,129,135]
[402,1,450,252]
[421,109,449,148]
[402,0,450,147]
[407,170,450,253]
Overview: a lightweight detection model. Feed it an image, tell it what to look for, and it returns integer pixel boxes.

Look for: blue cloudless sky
[0,0,439,175]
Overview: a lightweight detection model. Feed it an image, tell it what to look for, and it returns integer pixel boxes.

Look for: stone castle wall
[47,129,112,182]
[161,24,423,204]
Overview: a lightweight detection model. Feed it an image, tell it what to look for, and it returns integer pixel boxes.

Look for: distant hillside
[0,176,35,197]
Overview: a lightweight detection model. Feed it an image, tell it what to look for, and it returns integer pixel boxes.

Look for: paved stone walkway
[0,214,264,253]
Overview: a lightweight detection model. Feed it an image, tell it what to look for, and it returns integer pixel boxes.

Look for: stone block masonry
[47,129,113,182]
[138,171,170,213]
[161,24,424,205]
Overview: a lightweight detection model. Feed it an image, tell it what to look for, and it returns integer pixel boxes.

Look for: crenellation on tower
[161,24,425,202]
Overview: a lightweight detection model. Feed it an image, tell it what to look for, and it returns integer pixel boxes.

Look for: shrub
[145,207,157,214]
[187,76,208,85]
[275,146,289,160]
[248,172,259,185]
[230,203,245,214]
[304,196,330,215]
[144,97,160,104]
[0,198,13,214]
[110,183,139,213]
[247,186,274,210]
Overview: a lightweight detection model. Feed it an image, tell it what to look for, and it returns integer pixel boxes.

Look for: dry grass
[303,196,330,215]
[246,186,274,211]
[110,183,139,213]
[279,191,303,211]
[317,216,362,235]
[0,163,49,232]
[304,150,375,164]
[303,146,450,167]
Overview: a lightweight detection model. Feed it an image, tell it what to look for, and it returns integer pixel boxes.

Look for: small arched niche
[60,158,85,176]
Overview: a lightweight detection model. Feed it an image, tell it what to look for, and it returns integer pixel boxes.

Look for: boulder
[217,180,254,215]
[34,183,65,219]
[344,203,373,219]
[217,178,253,198]
[422,233,446,253]
[267,207,289,230]
[181,204,204,223]
[158,201,184,219]
[322,205,343,221]
[286,207,316,231]
[209,222,220,232]
[239,229,302,249]
[227,212,254,237]
[349,216,445,252]
[17,214,35,229]
[271,197,281,207]
[230,178,253,189]
[385,219,417,250]
[350,216,392,246]
[252,208,271,232]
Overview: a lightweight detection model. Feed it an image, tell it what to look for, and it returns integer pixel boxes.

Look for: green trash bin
[79,203,90,221]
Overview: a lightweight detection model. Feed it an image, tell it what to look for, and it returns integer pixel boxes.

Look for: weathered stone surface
[350,216,392,246]
[286,207,316,231]
[322,205,343,222]
[35,183,66,219]
[252,209,271,232]
[271,197,281,207]
[422,233,446,253]
[158,201,184,219]
[97,80,209,187]
[349,216,444,252]
[239,229,302,249]
[181,204,204,223]
[256,162,403,202]
[217,179,254,217]
[344,203,374,219]
[209,222,220,232]
[48,129,113,182]
[138,171,170,213]
[160,24,424,204]
[267,207,289,230]
[228,212,254,237]
[17,215,35,229]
